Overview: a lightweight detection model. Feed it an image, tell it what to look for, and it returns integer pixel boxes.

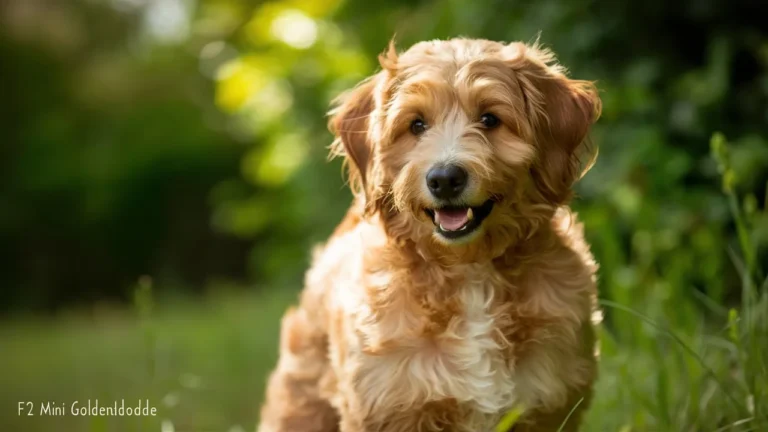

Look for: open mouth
[423,199,495,240]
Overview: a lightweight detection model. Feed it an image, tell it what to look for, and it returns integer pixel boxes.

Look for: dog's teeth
[467,208,474,220]
[439,224,447,231]
[459,225,467,231]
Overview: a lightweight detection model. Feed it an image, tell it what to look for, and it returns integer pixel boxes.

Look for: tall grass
[584,133,767,431]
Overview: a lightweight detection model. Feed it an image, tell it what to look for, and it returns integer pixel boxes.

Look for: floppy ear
[533,78,600,204]
[328,42,398,214]
[328,76,378,200]
[512,45,601,204]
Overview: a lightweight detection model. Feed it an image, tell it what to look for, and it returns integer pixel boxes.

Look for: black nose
[426,164,468,200]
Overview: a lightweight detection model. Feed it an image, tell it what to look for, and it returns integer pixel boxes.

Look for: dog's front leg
[257,306,339,432]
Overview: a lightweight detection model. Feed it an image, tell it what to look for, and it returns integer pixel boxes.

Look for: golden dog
[257,37,603,432]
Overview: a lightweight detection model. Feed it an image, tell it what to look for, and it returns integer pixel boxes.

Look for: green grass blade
[496,406,525,432]
[712,417,755,432]
[599,299,747,413]
[557,397,585,432]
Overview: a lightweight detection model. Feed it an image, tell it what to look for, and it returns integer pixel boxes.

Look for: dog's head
[329,38,601,261]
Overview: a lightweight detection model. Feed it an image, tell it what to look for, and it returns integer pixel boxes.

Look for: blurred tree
[0,0,250,311]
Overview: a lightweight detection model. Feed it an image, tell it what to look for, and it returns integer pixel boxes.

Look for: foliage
[586,134,768,430]
[0,0,249,310]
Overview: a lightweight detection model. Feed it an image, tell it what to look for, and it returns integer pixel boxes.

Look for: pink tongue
[436,209,469,231]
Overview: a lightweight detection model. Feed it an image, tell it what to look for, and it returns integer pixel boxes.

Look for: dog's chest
[354,269,518,419]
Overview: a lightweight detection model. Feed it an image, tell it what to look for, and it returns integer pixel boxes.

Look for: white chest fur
[347,267,518,428]
[320,223,596,430]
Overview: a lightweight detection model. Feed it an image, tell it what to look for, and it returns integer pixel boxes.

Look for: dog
[257,37,603,432]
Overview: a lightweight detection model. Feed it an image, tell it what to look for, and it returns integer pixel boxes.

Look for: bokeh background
[1,0,767,431]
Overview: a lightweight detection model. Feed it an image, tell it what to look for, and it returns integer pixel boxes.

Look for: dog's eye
[410,119,427,136]
[480,113,500,129]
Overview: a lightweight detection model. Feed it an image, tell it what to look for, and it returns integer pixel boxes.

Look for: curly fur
[257,37,603,432]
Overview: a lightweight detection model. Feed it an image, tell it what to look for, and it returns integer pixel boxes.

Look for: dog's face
[329,38,601,261]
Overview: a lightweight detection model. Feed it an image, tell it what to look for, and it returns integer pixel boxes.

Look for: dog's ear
[509,44,601,204]
[328,41,398,214]
[531,77,600,204]
[328,76,378,199]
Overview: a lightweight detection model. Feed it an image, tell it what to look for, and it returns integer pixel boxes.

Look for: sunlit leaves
[243,0,343,48]
[214,53,293,115]
[288,0,344,18]
[270,10,318,49]
[242,133,309,187]
[215,57,269,112]
[195,0,245,37]
[244,3,293,47]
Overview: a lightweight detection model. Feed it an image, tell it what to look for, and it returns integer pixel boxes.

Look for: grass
[0,288,297,432]
[1,134,765,432]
